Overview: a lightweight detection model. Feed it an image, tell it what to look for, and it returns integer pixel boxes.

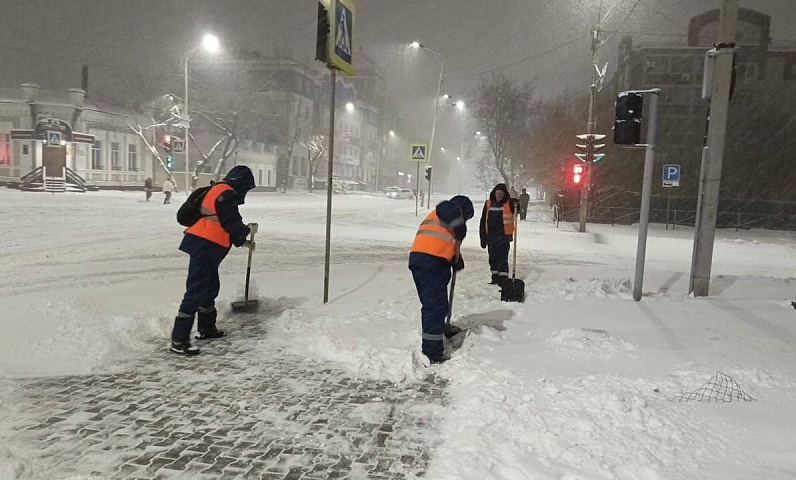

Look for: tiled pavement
[3,311,446,479]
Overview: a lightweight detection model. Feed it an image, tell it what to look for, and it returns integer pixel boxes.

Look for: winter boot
[196,308,223,340]
[489,273,500,285]
[427,354,449,365]
[195,329,226,340]
[170,341,200,356]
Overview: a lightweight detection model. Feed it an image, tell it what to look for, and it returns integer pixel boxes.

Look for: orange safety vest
[485,200,515,236]
[411,210,458,261]
[185,183,234,248]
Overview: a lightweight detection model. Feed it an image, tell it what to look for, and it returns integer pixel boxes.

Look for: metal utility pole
[427,63,444,210]
[579,21,603,233]
[632,89,660,301]
[183,57,191,193]
[689,0,738,296]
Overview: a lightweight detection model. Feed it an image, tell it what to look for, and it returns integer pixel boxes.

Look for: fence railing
[554,205,796,231]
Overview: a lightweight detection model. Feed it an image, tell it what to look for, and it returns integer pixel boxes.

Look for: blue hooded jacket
[180,165,256,255]
[409,195,474,272]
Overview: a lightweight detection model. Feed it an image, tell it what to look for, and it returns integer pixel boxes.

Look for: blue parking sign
[662,164,680,187]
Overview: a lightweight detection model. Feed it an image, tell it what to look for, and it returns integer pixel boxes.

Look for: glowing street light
[389,130,395,136]
[408,40,446,209]
[202,34,220,53]
[345,102,355,113]
[184,33,221,191]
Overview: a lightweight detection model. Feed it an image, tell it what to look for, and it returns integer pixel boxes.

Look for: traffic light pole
[689,0,738,297]
[632,89,660,301]
[579,25,602,233]
[415,162,420,217]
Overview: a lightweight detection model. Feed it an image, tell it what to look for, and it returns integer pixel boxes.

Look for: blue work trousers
[487,240,510,277]
[410,264,452,360]
[172,246,228,342]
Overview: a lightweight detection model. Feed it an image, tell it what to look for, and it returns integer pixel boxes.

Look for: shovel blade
[231,300,259,313]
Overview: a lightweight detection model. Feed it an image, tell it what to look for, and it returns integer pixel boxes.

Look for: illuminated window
[0,134,10,165]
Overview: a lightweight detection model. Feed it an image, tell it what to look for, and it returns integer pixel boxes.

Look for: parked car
[386,188,415,199]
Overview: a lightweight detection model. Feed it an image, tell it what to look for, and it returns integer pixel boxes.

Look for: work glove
[480,238,487,249]
[453,255,465,272]
[242,240,256,251]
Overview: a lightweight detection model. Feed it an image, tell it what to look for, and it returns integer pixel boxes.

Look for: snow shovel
[231,223,259,313]
[501,210,525,303]
[444,265,464,339]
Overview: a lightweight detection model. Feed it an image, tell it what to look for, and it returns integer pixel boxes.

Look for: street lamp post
[456,101,465,195]
[183,34,220,192]
[410,42,445,209]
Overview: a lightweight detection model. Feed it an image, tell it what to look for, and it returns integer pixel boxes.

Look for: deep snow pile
[2,189,796,479]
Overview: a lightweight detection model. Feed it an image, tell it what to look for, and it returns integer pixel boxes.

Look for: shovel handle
[447,268,456,325]
[243,229,256,302]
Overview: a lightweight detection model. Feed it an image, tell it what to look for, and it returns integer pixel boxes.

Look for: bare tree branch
[125,121,179,192]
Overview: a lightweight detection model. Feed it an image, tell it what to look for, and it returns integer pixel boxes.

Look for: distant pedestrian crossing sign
[330,0,355,76]
[46,130,62,147]
[410,144,427,162]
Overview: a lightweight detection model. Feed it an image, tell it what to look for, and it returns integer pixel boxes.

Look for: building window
[91,141,103,169]
[736,63,758,81]
[292,156,300,176]
[111,142,121,170]
[127,144,137,171]
[0,134,10,165]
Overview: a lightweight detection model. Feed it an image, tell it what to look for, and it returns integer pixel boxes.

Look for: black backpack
[176,184,214,227]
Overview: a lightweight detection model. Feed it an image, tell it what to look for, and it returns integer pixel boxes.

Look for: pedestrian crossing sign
[410,144,427,162]
[329,0,355,76]
[46,130,62,147]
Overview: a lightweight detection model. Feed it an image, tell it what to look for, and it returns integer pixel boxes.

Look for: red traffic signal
[572,164,584,185]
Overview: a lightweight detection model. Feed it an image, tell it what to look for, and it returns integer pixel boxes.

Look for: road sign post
[662,164,681,230]
[409,144,427,216]
[317,0,355,304]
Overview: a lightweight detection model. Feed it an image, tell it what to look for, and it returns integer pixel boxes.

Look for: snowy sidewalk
[3,311,446,480]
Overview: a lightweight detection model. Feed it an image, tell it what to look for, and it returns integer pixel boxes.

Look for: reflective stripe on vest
[485,200,515,236]
[410,210,458,261]
[185,183,234,247]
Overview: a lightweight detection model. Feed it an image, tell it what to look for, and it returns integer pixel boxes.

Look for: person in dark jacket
[409,195,474,364]
[479,183,517,285]
[170,165,256,356]
[144,177,153,202]
[519,188,531,221]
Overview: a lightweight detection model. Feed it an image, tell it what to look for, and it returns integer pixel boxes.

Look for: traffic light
[575,134,606,163]
[424,165,432,181]
[614,92,643,145]
[315,1,330,64]
[166,154,174,171]
[572,164,584,187]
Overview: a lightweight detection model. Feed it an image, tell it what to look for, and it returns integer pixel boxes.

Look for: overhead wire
[454,33,591,79]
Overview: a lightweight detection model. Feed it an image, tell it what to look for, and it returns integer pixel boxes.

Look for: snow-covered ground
[2,187,796,479]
